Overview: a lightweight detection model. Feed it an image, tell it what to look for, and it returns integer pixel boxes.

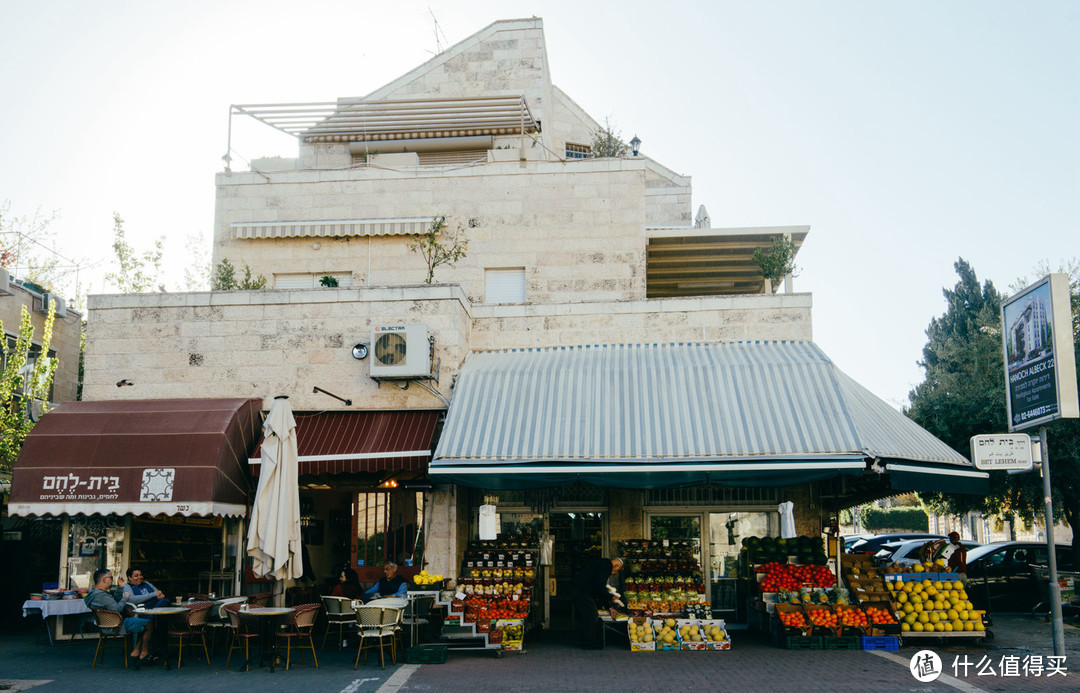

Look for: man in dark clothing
[83,568,154,660]
[571,557,624,649]
[363,561,408,601]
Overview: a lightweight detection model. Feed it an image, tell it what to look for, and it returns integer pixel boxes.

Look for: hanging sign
[1001,274,1080,431]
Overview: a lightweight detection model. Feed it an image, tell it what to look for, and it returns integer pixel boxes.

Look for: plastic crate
[406,645,448,664]
[782,636,822,650]
[861,636,899,651]
[822,636,862,650]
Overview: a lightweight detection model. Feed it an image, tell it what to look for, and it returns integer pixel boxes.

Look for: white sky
[2,1,1077,410]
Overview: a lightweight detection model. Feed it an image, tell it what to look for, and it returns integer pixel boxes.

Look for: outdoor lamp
[630,135,641,156]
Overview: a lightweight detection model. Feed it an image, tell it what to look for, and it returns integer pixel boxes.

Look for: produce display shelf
[902,630,986,638]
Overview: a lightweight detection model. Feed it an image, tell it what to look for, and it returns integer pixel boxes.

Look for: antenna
[429,8,446,54]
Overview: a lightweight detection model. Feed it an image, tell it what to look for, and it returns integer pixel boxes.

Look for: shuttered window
[485,268,526,304]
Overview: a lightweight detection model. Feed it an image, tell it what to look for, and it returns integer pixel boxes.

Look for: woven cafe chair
[167,601,213,668]
[90,609,130,669]
[205,597,246,654]
[320,595,358,650]
[224,602,260,668]
[353,605,402,669]
[247,592,272,607]
[277,603,322,670]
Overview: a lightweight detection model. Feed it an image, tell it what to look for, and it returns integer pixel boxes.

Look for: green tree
[211,258,266,290]
[751,236,799,288]
[906,258,1080,567]
[408,216,468,284]
[104,213,164,293]
[0,305,58,473]
[588,117,630,158]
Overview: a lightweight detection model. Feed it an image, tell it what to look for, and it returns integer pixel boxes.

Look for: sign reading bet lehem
[970,434,1033,472]
[1001,274,1080,432]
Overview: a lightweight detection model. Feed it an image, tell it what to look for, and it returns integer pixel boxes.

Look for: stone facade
[0,278,82,405]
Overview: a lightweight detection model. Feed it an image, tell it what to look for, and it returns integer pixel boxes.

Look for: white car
[875,538,981,566]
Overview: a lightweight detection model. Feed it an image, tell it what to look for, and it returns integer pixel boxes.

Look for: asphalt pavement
[1,614,1077,693]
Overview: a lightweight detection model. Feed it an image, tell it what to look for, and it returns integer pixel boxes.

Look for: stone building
[11,18,982,629]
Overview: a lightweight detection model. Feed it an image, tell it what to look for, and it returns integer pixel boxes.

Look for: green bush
[860,507,928,532]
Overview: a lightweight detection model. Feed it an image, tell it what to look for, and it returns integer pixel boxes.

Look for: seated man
[363,562,408,601]
[121,566,170,608]
[84,568,155,661]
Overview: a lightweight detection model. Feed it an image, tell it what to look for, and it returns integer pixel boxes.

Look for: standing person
[363,562,408,601]
[122,566,170,608]
[942,532,968,575]
[571,557,624,650]
[332,567,363,599]
[84,569,156,662]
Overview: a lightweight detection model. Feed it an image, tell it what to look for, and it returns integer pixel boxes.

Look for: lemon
[918,612,930,624]
[952,619,963,631]
[974,622,985,632]
[944,623,953,632]
[913,564,925,573]
[902,623,911,632]
[963,622,974,632]
[935,622,945,632]
[913,622,925,632]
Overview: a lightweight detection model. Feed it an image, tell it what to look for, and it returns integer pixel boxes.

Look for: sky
[1,0,1077,410]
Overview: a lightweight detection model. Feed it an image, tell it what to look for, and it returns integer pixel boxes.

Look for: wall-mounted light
[630,134,641,157]
[351,343,369,360]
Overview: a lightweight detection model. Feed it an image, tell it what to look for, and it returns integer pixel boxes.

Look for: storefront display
[620,539,706,614]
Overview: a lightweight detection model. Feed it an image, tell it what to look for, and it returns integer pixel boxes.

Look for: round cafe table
[237,607,295,672]
[136,606,191,668]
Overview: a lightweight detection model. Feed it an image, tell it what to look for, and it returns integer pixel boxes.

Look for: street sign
[970,433,1033,472]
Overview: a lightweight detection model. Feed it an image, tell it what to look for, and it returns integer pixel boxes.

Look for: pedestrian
[942,532,968,575]
[571,557,624,650]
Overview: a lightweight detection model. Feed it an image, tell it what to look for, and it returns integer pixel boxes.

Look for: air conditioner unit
[40,293,67,318]
[0,268,11,296]
[369,323,431,379]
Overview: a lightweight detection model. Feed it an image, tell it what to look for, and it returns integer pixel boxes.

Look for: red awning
[9,398,263,518]
[249,410,441,476]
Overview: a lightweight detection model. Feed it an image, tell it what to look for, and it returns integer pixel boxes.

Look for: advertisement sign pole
[1037,427,1065,656]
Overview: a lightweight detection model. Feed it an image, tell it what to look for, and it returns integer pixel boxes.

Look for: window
[274,272,353,289]
[355,491,424,567]
[485,268,526,304]
[565,142,590,159]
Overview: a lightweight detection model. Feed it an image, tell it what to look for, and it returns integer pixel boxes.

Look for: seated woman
[121,566,170,609]
[363,562,408,601]
[331,567,363,599]
[84,568,156,662]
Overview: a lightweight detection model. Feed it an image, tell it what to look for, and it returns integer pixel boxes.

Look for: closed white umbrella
[247,395,303,580]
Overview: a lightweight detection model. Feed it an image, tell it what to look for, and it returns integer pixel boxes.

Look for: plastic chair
[402,595,435,648]
[278,603,322,670]
[224,603,260,668]
[321,595,358,650]
[353,605,402,669]
[167,601,213,668]
[90,609,130,669]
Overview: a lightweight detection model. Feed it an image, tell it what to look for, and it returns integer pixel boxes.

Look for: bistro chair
[247,592,272,607]
[321,595,358,650]
[89,609,130,669]
[277,603,322,670]
[167,601,213,668]
[354,605,402,669]
[224,602,260,668]
[206,596,247,654]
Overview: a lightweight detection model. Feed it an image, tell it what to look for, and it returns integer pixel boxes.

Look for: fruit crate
[861,636,900,651]
[406,645,448,664]
[781,635,822,650]
[822,635,861,650]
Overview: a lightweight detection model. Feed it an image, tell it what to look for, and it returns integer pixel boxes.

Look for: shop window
[355,490,424,569]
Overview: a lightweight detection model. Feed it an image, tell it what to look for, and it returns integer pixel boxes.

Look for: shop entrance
[548,511,604,631]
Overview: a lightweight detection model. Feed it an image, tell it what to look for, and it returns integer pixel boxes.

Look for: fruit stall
[869,555,991,643]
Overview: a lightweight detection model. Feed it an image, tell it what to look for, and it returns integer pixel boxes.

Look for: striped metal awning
[249,410,441,476]
[431,342,986,491]
[230,217,436,241]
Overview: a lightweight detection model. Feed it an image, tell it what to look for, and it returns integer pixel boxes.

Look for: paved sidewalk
[0,615,1075,693]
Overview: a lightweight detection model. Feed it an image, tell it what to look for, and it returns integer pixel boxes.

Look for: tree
[751,236,799,289]
[0,305,58,473]
[408,216,468,284]
[588,117,630,158]
[0,201,69,294]
[906,258,1080,567]
[211,258,266,290]
[104,213,164,293]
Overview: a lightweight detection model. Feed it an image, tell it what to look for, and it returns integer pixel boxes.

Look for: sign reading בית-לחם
[1001,274,1079,431]
[970,434,1033,472]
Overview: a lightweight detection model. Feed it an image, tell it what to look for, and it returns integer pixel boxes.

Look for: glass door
[708,511,775,625]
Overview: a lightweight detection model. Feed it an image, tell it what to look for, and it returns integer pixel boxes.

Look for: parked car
[874,537,981,565]
[842,533,875,553]
[965,541,1076,613]
[848,533,946,556]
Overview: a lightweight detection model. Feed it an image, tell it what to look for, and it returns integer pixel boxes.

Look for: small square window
[565,143,590,159]
[485,268,526,304]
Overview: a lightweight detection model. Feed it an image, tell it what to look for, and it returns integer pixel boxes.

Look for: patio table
[21,599,91,645]
[238,606,294,672]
